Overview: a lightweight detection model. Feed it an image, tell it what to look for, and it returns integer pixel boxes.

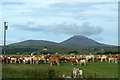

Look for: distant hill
[9,40,59,47]
[60,35,110,48]
[9,35,113,48]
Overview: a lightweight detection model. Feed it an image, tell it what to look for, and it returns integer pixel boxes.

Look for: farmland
[1,43,119,79]
[2,62,118,79]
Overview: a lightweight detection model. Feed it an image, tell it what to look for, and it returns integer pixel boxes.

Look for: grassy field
[2,62,118,78]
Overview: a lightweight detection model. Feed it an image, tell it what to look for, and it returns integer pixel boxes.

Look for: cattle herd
[0,54,120,66]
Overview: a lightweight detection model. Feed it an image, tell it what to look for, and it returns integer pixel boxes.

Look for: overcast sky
[0,0,119,46]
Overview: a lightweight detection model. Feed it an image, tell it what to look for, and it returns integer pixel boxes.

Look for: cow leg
[30,60,32,64]
[43,59,46,64]
[10,60,12,63]
[50,62,52,66]
[75,73,77,78]
[80,75,82,78]
[101,58,103,62]
[76,60,79,65]
[86,59,89,62]
[115,59,118,63]
[36,61,38,64]
[15,60,16,63]
[23,60,25,64]
[93,58,94,62]
[56,61,59,66]
[105,58,107,62]
[108,59,110,63]
[112,59,114,63]
[33,60,34,64]
[73,73,75,78]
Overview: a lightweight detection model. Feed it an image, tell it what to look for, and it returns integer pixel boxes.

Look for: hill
[9,35,112,48]
[60,35,110,48]
[9,40,59,47]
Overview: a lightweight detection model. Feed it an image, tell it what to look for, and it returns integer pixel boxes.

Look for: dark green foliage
[68,50,78,54]
[41,52,53,55]
[1,43,119,55]
[2,47,38,54]
[103,51,120,54]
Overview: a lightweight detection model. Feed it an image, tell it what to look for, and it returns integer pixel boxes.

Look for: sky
[0,0,119,46]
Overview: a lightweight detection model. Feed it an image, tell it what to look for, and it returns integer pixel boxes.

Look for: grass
[2,62,118,78]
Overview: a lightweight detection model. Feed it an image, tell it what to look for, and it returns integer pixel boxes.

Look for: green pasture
[2,62,118,78]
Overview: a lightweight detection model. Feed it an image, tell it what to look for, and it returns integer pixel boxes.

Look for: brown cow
[47,55,60,66]
[2,56,11,63]
[108,55,118,63]
[69,56,78,65]
[32,56,39,64]
[59,55,70,63]
[38,55,46,64]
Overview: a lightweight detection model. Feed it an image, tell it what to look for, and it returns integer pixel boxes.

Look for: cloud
[2,1,117,22]
[11,21,103,36]
[2,2,25,6]
[11,22,46,31]
[55,22,103,36]
[15,2,117,21]
[2,0,119,2]
[22,2,95,17]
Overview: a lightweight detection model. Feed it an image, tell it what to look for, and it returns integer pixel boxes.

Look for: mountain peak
[72,35,88,39]
[60,35,106,48]
[73,35,84,37]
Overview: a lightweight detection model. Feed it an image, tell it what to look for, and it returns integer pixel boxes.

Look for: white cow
[108,57,118,63]
[79,59,86,66]
[72,68,83,78]
[101,55,107,62]
[23,56,32,64]
[10,57,17,63]
[85,54,95,62]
